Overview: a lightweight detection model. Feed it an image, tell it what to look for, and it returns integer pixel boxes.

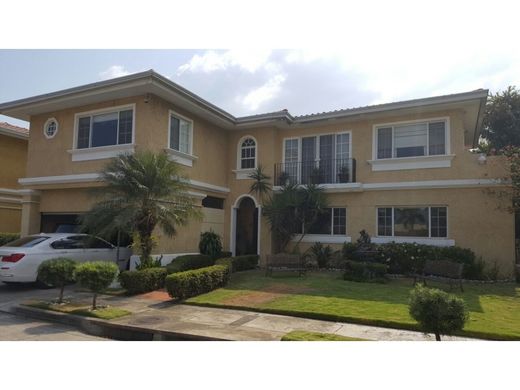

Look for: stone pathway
[0,284,475,341]
[0,312,105,341]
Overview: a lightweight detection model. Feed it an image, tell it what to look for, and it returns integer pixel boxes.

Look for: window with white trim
[77,109,133,149]
[169,113,192,154]
[283,133,351,184]
[376,120,446,159]
[377,206,447,238]
[44,118,58,139]
[304,207,347,235]
[240,138,256,169]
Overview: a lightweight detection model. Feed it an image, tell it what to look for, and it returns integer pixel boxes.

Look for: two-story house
[0,122,28,233]
[0,70,514,276]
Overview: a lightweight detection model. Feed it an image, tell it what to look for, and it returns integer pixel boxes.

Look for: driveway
[0,282,105,341]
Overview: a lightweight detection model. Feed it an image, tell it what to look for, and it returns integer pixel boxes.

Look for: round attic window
[44,118,58,139]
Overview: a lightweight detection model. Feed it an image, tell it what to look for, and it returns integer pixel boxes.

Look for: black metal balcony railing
[274,158,356,186]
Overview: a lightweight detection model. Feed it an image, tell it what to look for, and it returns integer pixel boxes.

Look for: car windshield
[2,236,50,247]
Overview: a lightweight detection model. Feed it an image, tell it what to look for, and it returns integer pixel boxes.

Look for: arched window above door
[239,137,257,169]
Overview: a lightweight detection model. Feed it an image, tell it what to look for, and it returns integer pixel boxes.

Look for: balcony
[274,158,356,186]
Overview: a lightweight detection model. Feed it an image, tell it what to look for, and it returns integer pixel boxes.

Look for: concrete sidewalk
[0,284,474,341]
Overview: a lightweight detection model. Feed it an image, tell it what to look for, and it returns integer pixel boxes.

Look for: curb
[12,305,229,341]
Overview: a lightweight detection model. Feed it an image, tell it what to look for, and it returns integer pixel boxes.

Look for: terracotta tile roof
[0,121,29,135]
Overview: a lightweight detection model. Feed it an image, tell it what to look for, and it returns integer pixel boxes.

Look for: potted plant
[310,166,324,184]
[277,171,291,186]
[338,165,350,183]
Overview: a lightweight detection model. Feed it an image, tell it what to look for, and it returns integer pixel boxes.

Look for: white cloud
[177,50,273,74]
[239,74,286,111]
[99,65,131,80]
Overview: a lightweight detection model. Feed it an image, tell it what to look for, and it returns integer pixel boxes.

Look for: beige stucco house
[0,70,514,276]
[0,122,28,233]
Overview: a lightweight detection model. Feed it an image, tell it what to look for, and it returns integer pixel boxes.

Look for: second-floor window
[169,112,192,154]
[283,132,351,184]
[77,108,133,149]
[240,137,256,169]
[376,120,446,159]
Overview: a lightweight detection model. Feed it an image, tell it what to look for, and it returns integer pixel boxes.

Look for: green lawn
[281,330,367,341]
[26,301,131,320]
[186,270,520,340]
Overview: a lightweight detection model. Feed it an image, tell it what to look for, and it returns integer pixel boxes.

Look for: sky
[1,44,519,129]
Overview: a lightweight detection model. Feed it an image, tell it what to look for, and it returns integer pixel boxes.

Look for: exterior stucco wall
[285,188,515,278]
[19,94,515,276]
[0,133,27,232]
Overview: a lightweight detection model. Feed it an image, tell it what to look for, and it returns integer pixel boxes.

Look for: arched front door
[235,196,259,255]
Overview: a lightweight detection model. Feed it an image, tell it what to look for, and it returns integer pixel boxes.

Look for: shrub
[199,230,223,260]
[309,242,334,269]
[37,258,77,303]
[75,261,119,309]
[166,254,214,274]
[216,251,232,259]
[409,284,468,341]
[119,267,167,295]
[343,260,388,282]
[341,242,358,261]
[215,255,259,273]
[0,233,20,246]
[165,264,230,300]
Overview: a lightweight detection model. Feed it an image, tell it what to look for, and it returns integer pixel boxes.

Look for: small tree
[37,258,77,304]
[263,182,328,252]
[199,230,223,259]
[409,285,468,341]
[248,165,272,203]
[482,86,520,149]
[80,151,201,269]
[75,261,119,310]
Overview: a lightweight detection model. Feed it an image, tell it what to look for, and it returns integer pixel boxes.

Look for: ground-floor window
[377,206,447,238]
[305,207,347,235]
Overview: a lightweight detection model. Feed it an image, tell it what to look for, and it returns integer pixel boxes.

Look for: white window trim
[71,104,136,161]
[236,135,258,175]
[292,234,352,244]
[372,236,455,247]
[43,117,59,139]
[375,206,450,242]
[371,117,451,170]
[168,109,194,156]
[164,147,198,167]
[368,154,455,171]
[68,143,135,162]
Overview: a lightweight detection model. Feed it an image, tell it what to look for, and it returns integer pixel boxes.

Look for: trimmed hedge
[215,255,259,273]
[0,233,20,246]
[165,264,230,300]
[343,241,483,279]
[166,254,214,274]
[216,251,232,259]
[343,260,388,283]
[119,267,167,295]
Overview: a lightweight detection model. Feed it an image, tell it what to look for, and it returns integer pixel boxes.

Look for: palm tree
[80,151,201,268]
[263,182,328,252]
[248,165,272,203]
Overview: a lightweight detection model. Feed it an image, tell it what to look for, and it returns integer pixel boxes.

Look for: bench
[265,254,306,277]
[414,259,464,292]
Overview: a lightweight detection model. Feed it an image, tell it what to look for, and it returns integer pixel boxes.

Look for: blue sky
[1,48,519,129]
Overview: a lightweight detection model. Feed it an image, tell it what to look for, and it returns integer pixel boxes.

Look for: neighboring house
[0,122,28,233]
[0,70,514,276]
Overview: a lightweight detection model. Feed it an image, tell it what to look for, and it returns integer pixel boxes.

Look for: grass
[281,330,367,341]
[186,270,520,340]
[25,301,131,320]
